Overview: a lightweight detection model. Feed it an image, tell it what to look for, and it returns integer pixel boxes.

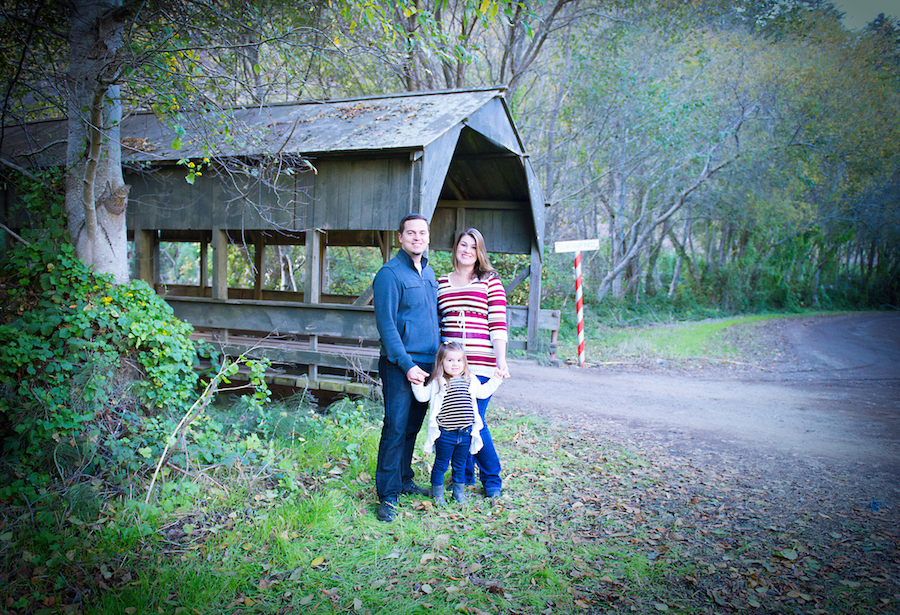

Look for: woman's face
[455,234,478,269]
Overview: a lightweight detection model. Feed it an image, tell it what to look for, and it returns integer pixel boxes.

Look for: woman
[437,228,510,498]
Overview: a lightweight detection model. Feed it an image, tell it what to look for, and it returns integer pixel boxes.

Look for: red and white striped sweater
[437,274,508,377]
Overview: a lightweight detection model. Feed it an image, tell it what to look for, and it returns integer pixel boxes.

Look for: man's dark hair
[398,213,429,234]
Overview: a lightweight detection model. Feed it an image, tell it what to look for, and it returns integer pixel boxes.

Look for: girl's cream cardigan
[412,375,502,454]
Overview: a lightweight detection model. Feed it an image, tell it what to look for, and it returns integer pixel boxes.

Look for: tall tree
[65,0,130,282]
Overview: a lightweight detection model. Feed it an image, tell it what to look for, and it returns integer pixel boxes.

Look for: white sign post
[554,239,600,367]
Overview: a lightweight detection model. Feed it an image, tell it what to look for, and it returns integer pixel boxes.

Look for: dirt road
[494,312,900,498]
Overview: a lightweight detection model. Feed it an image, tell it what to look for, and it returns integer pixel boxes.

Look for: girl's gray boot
[432,484,446,506]
[451,482,466,504]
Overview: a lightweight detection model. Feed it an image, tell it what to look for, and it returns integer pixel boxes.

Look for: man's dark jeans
[376,356,430,501]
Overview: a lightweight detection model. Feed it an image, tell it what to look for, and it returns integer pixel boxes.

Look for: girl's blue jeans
[465,375,502,494]
[431,425,473,486]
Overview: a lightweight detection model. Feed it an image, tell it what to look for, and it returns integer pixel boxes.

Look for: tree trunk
[65,0,129,283]
[669,211,696,296]
[608,168,626,299]
[278,245,298,292]
[718,225,733,267]
[645,220,672,297]
[669,252,683,296]
[864,238,877,286]
[704,223,715,273]
[541,22,574,211]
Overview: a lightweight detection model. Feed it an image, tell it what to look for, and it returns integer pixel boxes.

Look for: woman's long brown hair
[451,228,497,281]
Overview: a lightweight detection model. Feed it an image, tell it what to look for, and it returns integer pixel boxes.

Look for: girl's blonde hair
[451,228,497,281]
[427,341,470,385]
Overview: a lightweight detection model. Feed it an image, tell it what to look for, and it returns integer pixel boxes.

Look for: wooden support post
[352,283,375,306]
[308,333,318,383]
[199,235,209,294]
[304,228,323,304]
[504,264,531,296]
[304,229,325,382]
[152,239,161,289]
[211,228,229,344]
[318,241,326,296]
[253,232,265,300]
[132,227,156,285]
[376,230,393,264]
[454,207,466,239]
[526,240,542,354]
[211,228,228,300]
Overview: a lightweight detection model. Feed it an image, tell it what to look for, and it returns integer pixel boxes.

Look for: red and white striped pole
[574,251,585,367]
[554,239,599,368]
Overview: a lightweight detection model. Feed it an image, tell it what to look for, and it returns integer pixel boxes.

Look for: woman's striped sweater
[437,274,508,377]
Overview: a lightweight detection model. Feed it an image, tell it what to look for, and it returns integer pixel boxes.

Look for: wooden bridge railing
[165,297,561,394]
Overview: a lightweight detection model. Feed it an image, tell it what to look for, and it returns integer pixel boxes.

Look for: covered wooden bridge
[5,87,557,394]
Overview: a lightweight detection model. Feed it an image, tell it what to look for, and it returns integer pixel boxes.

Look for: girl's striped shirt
[437,376,475,430]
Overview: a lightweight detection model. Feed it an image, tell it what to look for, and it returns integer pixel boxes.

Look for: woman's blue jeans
[431,426,473,486]
[376,356,430,501]
[465,375,502,493]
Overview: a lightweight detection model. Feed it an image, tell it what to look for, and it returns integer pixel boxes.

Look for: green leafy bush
[0,176,203,481]
[0,240,200,456]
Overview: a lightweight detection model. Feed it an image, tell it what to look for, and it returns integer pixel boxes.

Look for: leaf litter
[508,402,899,614]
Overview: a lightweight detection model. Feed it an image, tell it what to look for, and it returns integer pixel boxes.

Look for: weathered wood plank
[168,296,378,338]
[431,204,531,254]
[163,285,364,304]
[304,229,323,303]
[466,98,523,155]
[253,233,264,300]
[225,369,375,396]
[527,241,543,349]
[352,283,375,306]
[133,227,155,284]
[204,341,379,372]
[436,199,523,210]
[507,306,560,330]
[524,158,546,253]
[504,265,530,296]
[421,127,461,222]
[311,156,413,231]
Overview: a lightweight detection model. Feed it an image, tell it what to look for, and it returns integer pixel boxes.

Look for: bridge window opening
[160,241,204,286]
[326,246,382,297]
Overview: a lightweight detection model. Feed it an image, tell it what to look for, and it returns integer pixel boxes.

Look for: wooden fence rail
[166,297,560,394]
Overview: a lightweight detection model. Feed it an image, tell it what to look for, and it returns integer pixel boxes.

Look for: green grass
[556,313,801,365]
[3,401,693,615]
[605,314,779,357]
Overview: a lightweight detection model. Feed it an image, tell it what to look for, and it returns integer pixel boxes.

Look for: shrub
[0,239,201,456]
[0,176,207,498]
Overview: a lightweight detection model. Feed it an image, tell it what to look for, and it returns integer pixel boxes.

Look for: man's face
[398,218,430,257]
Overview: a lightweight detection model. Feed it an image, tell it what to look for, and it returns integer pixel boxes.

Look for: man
[372,213,440,522]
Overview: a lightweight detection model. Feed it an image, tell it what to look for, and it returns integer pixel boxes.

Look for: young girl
[412,342,502,505]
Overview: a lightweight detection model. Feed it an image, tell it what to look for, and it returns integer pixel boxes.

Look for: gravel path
[494,312,900,507]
